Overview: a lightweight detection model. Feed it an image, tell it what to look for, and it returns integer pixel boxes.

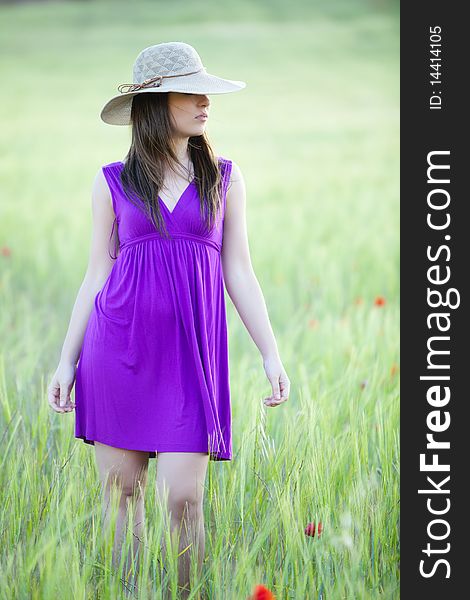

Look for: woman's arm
[221,162,290,407]
[48,168,118,413]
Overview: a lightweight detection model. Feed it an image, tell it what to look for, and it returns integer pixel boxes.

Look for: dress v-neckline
[158,179,194,215]
[118,161,194,216]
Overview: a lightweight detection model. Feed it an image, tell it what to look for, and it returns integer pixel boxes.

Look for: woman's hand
[262,354,290,407]
[48,361,77,413]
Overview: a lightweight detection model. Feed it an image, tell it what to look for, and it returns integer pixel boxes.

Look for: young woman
[47,42,290,597]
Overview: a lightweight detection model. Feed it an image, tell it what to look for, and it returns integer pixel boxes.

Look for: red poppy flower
[305,522,316,536]
[354,296,363,305]
[305,520,323,538]
[374,296,386,307]
[1,246,11,257]
[249,584,276,600]
[390,363,399,377]
[308,318,318,329]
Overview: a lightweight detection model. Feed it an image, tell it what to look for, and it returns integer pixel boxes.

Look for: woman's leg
[94,441,150,588]
[156,451,209,599]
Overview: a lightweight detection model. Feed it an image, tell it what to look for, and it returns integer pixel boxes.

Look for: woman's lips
[195,115,208,120]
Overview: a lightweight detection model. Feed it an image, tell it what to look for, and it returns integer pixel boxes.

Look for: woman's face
[167,92,210,138]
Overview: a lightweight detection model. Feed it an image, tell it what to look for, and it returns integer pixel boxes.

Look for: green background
[0,1,399,598]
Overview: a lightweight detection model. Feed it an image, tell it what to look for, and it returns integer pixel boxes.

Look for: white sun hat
[100,41,247,126]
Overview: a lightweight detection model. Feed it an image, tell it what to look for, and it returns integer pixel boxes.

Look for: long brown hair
[119,92,224,239]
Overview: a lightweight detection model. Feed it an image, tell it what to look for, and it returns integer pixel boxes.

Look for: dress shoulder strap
[102,161,124,218]
[101,162,124,260]
[218,156,233,214]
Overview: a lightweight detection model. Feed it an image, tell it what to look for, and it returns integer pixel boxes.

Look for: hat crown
[133,42,204,84]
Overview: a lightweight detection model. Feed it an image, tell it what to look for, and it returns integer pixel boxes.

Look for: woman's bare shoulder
[92,165,115,213]
[226,160,244,192]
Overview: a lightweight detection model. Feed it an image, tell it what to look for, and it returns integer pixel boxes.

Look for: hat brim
[100,70,246,126]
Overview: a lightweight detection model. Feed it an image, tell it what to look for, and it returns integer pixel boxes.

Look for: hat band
[117,68,205,93]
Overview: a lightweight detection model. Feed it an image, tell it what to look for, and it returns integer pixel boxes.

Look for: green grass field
[0,1,399,598]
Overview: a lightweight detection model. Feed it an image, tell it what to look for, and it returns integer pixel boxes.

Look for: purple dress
[74,157,233,461]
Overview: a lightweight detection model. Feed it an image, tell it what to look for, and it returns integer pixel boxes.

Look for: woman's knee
[167,487,203,520]
[119,470,148,499]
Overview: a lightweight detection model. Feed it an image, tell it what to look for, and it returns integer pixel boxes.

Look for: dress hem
[75,434,232,461]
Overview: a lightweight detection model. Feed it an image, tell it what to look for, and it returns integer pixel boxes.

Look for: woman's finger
[270,376,281,401]
[279,375,290,399]
[264,397,284,407]
[48,384,61,411]
[48,384,74,413]
[59,381,71,408]
[48,381,59,405]
[264,384,286,406]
